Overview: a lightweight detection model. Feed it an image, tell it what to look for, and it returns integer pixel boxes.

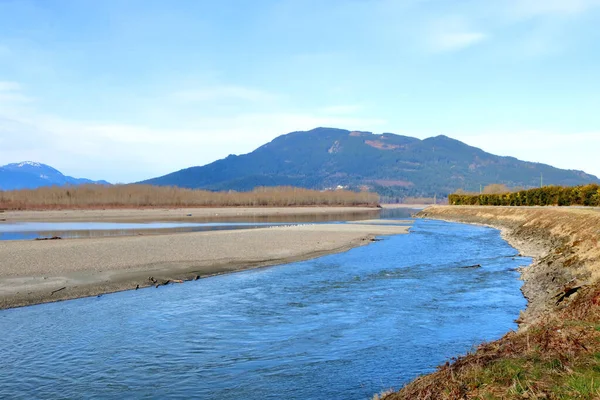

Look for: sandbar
[0,222,410,309]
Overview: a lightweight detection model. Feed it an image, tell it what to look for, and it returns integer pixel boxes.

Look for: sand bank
[0,222,409,309]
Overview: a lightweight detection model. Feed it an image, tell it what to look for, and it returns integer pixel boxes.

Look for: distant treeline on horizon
[449,184,600,207]
[0,184,379,210]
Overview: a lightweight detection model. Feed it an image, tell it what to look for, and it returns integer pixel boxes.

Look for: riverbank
[0,222,409,310]
[388,206,600,399]
[0,206,380,222]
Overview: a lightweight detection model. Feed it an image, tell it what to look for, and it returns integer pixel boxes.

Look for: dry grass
[388,285,600,400]
[372,389,395,400]
[0,185,379,210]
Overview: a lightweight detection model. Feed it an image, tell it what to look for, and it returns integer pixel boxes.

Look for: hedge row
[449,184,600,206]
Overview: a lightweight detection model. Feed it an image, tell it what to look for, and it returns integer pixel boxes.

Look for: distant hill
[140,127,600,197]
[0,161,110,190]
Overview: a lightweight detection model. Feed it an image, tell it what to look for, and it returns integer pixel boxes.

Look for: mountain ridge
[140,127,599,198]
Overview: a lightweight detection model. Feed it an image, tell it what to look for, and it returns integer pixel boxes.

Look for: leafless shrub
[0,184,379,209]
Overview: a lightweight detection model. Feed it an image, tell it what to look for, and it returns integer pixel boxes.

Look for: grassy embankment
[385,206,600,400]
[0,185,379,210]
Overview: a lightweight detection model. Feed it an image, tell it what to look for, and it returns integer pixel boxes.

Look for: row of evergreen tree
[449,184,600,206]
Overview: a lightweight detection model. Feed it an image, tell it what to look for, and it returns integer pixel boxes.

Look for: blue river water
[0,219,529,399]
[0,222,292,241]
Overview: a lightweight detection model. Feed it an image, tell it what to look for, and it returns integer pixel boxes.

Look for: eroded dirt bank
[386,206,600,400]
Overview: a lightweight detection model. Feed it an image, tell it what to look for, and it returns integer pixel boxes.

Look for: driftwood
[51,287,66,295]
[554,286,581,305]
[147,276,186,289]
[155,279,171,288]
[35,236,62,241]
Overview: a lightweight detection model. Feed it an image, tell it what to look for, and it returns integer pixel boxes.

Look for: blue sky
[0,0,599,183]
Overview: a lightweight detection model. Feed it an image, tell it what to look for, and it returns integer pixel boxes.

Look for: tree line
[0,185,380,210]
[449,184,600,206]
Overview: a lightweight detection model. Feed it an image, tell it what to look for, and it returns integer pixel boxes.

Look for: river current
[0,219,529,399]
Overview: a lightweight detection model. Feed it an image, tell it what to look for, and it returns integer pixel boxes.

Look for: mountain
[0,161,110,190]
[141,127,600,197]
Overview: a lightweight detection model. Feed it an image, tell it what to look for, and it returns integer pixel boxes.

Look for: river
[0,218,529,399]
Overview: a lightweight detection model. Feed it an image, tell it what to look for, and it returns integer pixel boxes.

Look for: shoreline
[415,206,597,325]
[389,205,600,399]
[0,222,410,310]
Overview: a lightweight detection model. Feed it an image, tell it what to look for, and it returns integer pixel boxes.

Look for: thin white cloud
[0,81,33,103]
[0,81,20,91]
[172,85,278,103]
[510,0,600,17]
[430,31,487,52]
[0,92,32,103]
[418,1,599,57]
[472,0,598,59]
[426,16,488,52]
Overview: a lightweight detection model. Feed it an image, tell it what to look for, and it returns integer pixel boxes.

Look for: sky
[0,0,599,183]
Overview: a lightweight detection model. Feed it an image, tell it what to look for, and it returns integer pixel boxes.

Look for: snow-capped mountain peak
[3,161,61,175]
[17,161,42,168]
[0,161,110,190]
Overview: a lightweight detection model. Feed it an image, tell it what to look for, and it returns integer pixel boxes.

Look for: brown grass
[0,185,380,210]
[387,285,600,400]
